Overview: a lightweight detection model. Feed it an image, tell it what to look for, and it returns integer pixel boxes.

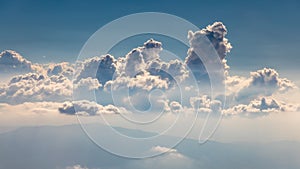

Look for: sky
[0,1,300,168]
[1,0,300,75]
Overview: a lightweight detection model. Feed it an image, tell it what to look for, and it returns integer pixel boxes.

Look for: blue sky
[1,1,300,165]
[1,0,300,74]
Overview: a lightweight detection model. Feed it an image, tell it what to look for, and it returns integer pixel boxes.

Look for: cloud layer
[0,22,298,118]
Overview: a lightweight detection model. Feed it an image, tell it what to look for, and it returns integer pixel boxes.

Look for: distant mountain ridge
[0,124,299,169]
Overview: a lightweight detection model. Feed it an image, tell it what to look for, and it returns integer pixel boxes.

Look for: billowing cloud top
[185,22,232,80]
[0,22,298,118]
[0,50,34,73]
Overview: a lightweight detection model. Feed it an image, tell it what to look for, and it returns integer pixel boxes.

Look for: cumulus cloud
[169,101,183,113]
[58,100,127,116]
[190,95,222,114]
[0,73,72,104]
[185,22,232,79]
[0,22,298,118]
[0,69,103,105]
[46,62,74,79]
[104,72,169,92]
[223,97,299,117]
[250,68,295,93]
[75,54,117,85]
[229,68,296,103]
[142,38,162,62]
[123,48,146,77]
[84,38,190,112]
[0,50,41,74]
[75,77,102,91]
[116,38,188,82]
[75,39,163,86]
[147,58,189,82]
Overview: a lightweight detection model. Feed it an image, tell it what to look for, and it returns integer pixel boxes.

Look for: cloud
[0,72,101,105]
[75,77,102,91]
[229,68,296,103]
[65,165,89,169]
[58,100,127,116]
[117,38,188,82]
[0,50,41,74]
[147,58,189,82]
[169,101,183,113]
[127,146,198,169]
[0,22,299,119]
[119,39,163,78]
[185,22,232,79]
[75,54,117,85]
[73,77,103,101]
[142,38,162,62]
[190,95,222,114]
[0,101,61,115]
[104,72,169,92]
[0,73,72,104]
[123,48,146,77]
[223,97,299,117]
[47,62,74,79]
[250,68,295,93]
[151,146,179,154]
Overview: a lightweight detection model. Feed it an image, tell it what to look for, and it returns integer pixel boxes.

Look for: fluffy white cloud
[89,39,190,112]
[0,50,42,74]
[75,54,117,85]
[223,97,299,117]
[0,71,103,105]
[75,77,102,91]
[250,68,295,93]
[169,101,183,113]
[0,22,299,119]
[116,38,188,82]
[185,22,232,80]
[147,58,189,82]
[142,38,162,62]
[104,72,169,91]
[0,73,72,104]
[46,62,74,79]
[227,68,296,103]
[123,48,146,77]
[58,100,127,116]
[187,22,232,60]
[151,146,177,153]
[190,95,222,114]
[120,39,163,78]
